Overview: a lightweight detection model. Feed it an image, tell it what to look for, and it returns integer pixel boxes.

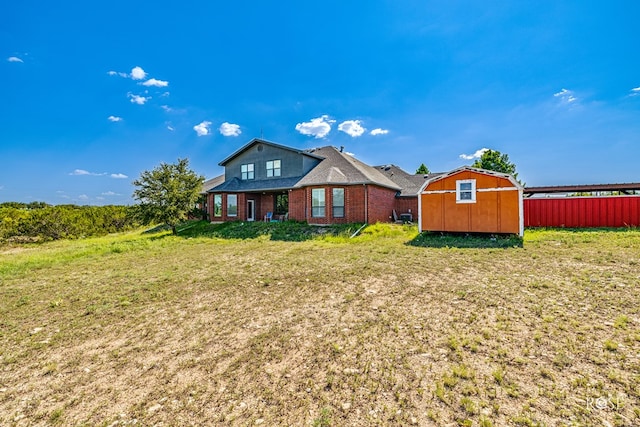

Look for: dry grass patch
[1,225,639,426]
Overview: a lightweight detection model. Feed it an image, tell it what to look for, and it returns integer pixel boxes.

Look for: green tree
[471,149,520,182]
[132,158,204,235]
[415,163,431,174]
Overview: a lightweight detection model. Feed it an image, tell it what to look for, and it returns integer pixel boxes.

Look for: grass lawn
[0,223,639,426]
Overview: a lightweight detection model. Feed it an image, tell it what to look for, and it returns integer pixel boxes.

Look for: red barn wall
[524,196,640,228]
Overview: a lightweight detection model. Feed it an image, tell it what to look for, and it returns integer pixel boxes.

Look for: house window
[266,160,281,177]
[456,179,476,203]
[332,188,344,218]
[213,194,222,217]
[227,194,238,216]
[241,163,254,180]
[311,188,325,217]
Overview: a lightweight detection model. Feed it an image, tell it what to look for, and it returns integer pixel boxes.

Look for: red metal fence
[524,196,640,228]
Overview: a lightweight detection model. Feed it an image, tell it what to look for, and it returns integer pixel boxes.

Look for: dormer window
[266,160,281,177]
[241,163,254,180]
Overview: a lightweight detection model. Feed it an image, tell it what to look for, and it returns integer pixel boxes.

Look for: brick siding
[367,185,397,223]
[210,187,419,224]
[394,197,418,220]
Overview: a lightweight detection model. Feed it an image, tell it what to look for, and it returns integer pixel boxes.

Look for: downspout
[364,184,368,224]
[350,222,368,239]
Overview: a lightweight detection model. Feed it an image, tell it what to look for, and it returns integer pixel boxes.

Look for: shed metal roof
[524,182,640,196]
[419,166,523,193]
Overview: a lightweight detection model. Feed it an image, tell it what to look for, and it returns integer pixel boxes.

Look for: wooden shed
[419,166,524,236]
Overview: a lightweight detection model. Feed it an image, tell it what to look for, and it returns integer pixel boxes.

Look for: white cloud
[78,194,89,201]
[370,128,389,136]
[167,125,175,131]
[130,66,147,80]
[295,115,335,138]
[70,169,104,176]
[193,121,212,136]
[459,148,489,160]
[161,105,172,112]
[102,191,120,196]
[219,122,242,137]
[142,78,169,87]
[108,115,123,122]
[108,70,129,78]
[8,56,23,63]
[70,169,126,178]
[630,87,640,97]
[128,93,150,105]
[338,120,366,137]
[554,88,577,104]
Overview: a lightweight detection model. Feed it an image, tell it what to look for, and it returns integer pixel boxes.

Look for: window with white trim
[311,188,325,217]
[241,163,254,180]
[456,179,476,203]
[213,194,222,217]
[266,160,281,177]
[227,194,238,216]
[332,188,344,218]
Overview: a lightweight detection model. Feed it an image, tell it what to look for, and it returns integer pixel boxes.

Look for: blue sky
[2,1,639,205]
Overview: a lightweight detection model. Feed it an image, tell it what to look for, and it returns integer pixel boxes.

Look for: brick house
[205,138,433,225]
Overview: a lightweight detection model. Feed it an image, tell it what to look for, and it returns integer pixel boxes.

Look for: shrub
[0,204,140,242]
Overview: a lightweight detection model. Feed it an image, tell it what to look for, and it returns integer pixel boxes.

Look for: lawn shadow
[408,231,523,249]
[174,220,360,242]
[142,224,173,234]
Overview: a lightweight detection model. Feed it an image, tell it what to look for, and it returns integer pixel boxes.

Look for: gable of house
[219,139,322,188]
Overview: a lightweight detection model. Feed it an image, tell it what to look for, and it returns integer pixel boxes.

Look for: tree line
[0,203,140,242]
[2,152,523,243]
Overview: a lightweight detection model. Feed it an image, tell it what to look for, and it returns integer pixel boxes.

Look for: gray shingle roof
[209,176,303,193]
[374,165,444,196]
[201,175,225,194]
[295,146,401,191]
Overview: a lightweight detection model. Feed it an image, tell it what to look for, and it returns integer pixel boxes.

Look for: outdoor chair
[392,210,403,224]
